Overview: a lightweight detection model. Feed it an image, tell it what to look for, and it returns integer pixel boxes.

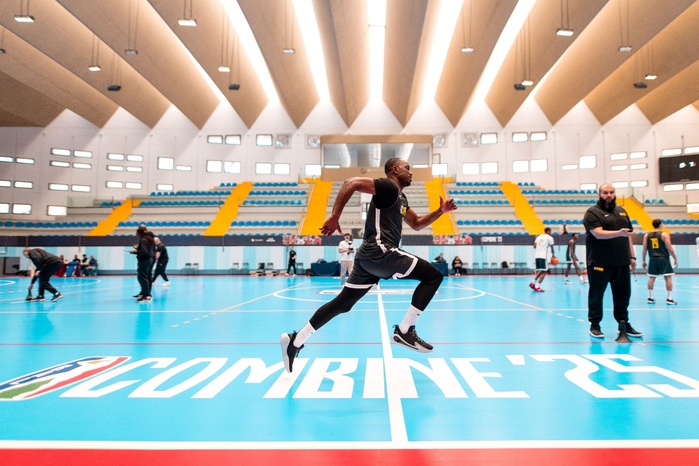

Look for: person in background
[80,254,89,276]
[130,225,155,302]
[433,252,446,263]
[530,227,555,292]
[338,233,355,287]
[152,237,171,287]
[563,233,585,285]
[642,219,678,305]
[23,248,63,302]
[285,245,297,276]
[84,255,99,276]
[280,157,457,373]
[452,256,463,276]
[583,183,642,339]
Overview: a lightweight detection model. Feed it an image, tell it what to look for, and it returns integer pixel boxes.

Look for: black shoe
[625,323,643,338]
[589,324,604,338]
[647,297,655,304]
[666,299,677,305]
[32,296,45,302]
[137,296,152,302]
[26,294,33,301]
[280,332,304,373]
[133,294,143,299]
[392,325,433,352]
[51,293,63,302]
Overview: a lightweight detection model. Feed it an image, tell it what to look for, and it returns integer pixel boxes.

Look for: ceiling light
[14,14,34,23]
[460,47,474,54]
[618,45,632,52]
[282,48,296,55]
[177,18,197,27]
[633,81,647,89]
[125,49,138,56]
[218,65,231,72]
[88,65,101,72]
[645,73,657,80]
[556,28,574,36]
[521,79,534,86]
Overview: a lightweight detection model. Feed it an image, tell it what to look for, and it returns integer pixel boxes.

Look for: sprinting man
[642,219,678,305]
[280,157,457,373]
[529,227,555,292]
[564,232,585,284]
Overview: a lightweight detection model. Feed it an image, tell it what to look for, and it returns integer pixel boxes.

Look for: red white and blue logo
[0,356,129,401]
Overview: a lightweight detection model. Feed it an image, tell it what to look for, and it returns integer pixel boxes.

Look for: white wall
[1,96,699,221]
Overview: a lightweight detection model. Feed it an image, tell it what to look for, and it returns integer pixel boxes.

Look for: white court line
[376,292,408,443]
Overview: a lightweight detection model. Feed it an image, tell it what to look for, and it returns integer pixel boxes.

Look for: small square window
[256,162,272,175]
[0,203,9,214]
[530,131,547,142]
[610,153,628,160]
[127,154,144,162]
[207,160,223,172]
[225,135,241,145]
[512,132,528,143]
[256,134,273,146]
[73,150,92,158]
[156,184,173,191]
[49,183,69,191]
[579,155,597,169]
[51,148,71,156]
[12,203,32,214]
[224,161,241,173]
[106,181,124,189]
[47,205,67,216]
[158,157,175,170]
[107,153,125,161]
[125,182,142,190]
[71,184,91,193]
[0,180,11,188]
[630,151,647,159]
[480,133,498,145]
[207,135,224,144]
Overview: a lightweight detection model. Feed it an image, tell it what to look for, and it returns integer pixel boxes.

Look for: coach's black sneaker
[51,293,63,302]
[589,324,604,338]
[32,295,45,302]
[280,332,304,373]
[625,323,643,338]
[393,325,433,353]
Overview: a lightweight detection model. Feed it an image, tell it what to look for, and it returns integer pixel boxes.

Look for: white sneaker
[564,279,572,284]
[161,281,171,287]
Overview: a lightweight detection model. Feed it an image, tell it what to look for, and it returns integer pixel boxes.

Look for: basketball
[551,256,560,266]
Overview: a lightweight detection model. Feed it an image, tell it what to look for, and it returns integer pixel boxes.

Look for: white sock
[294,322,315,347]
[648,290,653,299]
[667,292,673,300]
[399,305,422,333]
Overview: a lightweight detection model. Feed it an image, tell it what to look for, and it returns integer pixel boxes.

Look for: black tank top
[356,178,408,258]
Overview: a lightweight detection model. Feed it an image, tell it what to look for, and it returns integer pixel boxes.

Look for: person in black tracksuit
[130,226,155,302]
[151,237,170,286]
[583,183,642,339]
[23,248,63,302]
[280,157,458,372]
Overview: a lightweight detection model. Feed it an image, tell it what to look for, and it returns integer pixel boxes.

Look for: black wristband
[630,257,636,260]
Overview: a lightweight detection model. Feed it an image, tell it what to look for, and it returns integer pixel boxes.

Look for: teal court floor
[1,274,699,465]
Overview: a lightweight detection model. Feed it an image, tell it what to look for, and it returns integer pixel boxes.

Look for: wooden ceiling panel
[148,0,267,129]
[314,0,369,128]
[58,0,219,129]
[535,0,695,126]
[437,0,517,127]
[486,0,606,127]
[239,0,318,128]
[585,1,699,125]
[0,27,118,128]
[636,60,699,124]
[0,71,64,127]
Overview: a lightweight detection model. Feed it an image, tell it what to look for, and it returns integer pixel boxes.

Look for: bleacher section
[2,180,699,236]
